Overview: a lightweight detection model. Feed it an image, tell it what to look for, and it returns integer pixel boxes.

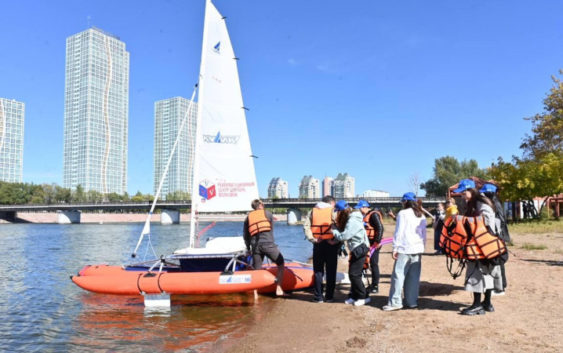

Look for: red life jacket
[247,209,272,236]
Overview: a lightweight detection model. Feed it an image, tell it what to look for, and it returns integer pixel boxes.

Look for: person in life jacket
[454,179,503,316]
[356,200,384,294]
[303,195,340,303]
[243,199,286,297]
[480,183,510,296]
[382,192,426,311]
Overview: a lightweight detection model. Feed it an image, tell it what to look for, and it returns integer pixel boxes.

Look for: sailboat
[71,0,314,305]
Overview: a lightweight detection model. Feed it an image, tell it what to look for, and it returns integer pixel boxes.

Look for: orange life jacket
[440,215,468,259]
[363,210,383,244]
[247,209,272,236]
[465,216,507,260]
[310,207,334,240]
[440,215,506,260]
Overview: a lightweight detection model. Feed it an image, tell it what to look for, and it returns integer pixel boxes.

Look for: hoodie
[331,210,369,251]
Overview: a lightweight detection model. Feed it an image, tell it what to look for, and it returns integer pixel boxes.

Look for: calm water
[0,221,311,352]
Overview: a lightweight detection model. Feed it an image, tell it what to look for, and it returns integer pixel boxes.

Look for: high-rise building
[322,176,333,197]
[267,177,289,199]
[333,173,355,198]
[299,175,320,199]
[0,98,24,183]
[154,97,197,199]
[63,27,129,194]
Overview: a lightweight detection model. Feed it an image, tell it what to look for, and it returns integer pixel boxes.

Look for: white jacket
[392,208,426,254]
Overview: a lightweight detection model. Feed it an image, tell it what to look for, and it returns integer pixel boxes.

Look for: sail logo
[213,41,221,53]
[203,131,240,144]
[219,274,251,284]
[199,181,216,201]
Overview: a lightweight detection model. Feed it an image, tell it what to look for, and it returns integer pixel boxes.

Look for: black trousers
[349,247,367,300]
[369,247,380,287]
[312,241,339,300]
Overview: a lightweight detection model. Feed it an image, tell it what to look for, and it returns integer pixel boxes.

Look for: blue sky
[0,0,561,197]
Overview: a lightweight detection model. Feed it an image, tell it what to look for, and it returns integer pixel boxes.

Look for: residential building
[299,175,320,199]
[0,98,24,182]
[154,97,197,199]
[322,176,333,197]
[63,27,129,194]
[267,177,289,199]
[333,173,355,198]
[362,189,390,198]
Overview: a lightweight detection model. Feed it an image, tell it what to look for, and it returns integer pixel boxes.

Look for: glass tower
[63,27,129,194]
[153,97,197,199]
[0,98,24,183]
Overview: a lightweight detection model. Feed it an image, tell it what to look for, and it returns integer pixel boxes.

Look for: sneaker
[382,304,402,311]
[368,285,379,294]
[354,297,371,306]
[344,298,355,305]
[404,305,418,309]
[492,290,505,296]
[324,298,334,303]
[312,298,324,303]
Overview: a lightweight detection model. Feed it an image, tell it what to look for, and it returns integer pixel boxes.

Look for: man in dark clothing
[356,200,384,293]
[303,195,339,303]
[243,199,286,296]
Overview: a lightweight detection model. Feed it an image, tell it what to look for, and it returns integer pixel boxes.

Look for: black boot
[482,289,494,312]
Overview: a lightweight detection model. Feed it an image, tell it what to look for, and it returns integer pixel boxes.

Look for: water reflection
[0,222,310,352]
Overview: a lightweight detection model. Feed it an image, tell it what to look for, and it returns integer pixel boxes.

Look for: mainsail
[190,0,258,227]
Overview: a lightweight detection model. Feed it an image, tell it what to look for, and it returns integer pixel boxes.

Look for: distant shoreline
[0,212,288,224]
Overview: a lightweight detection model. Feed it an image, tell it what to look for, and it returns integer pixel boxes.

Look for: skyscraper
[333,173,355,198]
[63,27,129,194]
[322,176,333,197]
[268,177,289,199]
[299,175,320,199]
[0,98,24,183]
[153,97,197,199]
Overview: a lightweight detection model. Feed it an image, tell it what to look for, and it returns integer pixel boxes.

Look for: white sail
[191,0,259,214]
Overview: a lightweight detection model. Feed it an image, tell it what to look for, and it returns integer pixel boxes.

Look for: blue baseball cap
[400,192,417,202]
[453,179,476,193]
[354,200,370,209]
[480,183,497,194]
[334,200,349,211]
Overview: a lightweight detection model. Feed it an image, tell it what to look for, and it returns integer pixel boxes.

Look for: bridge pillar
[161,209,180,225]
[287,208,302,225]
[57,210,81,224]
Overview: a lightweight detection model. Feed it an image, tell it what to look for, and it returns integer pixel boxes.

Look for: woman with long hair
[454,179,503,315]
[331,200,371,306]
[382,192,427,311]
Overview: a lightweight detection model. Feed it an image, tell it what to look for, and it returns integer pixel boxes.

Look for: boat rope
[131,84,198,258]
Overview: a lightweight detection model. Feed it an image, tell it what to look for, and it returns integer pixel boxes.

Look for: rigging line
[131,84,198,258]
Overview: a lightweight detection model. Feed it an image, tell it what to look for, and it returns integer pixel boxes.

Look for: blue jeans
[388,253,422,307]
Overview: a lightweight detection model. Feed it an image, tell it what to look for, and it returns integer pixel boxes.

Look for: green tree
[520,71,563,159]
[421,156,488,197]
[72,184,87,203]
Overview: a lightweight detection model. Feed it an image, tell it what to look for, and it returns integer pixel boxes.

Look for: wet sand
[225,229,563,353]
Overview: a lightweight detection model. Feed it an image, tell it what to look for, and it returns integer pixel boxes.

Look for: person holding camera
[382,192,427,311]
[331,200,371,306]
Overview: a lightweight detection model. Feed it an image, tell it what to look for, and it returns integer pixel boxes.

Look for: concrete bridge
[0,197,445,224]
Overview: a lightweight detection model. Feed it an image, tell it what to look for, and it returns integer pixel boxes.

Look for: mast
[188,0,212,248]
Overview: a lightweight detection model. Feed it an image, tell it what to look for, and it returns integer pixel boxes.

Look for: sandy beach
[224,227,563,353]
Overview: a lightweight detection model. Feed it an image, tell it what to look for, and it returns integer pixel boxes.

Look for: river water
[0,222,312,352]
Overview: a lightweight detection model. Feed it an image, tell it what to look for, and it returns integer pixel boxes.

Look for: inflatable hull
[71,262,314,295]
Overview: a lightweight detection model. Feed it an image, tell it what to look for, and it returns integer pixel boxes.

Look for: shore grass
[508,218,562,234]
[520,243,548,250]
